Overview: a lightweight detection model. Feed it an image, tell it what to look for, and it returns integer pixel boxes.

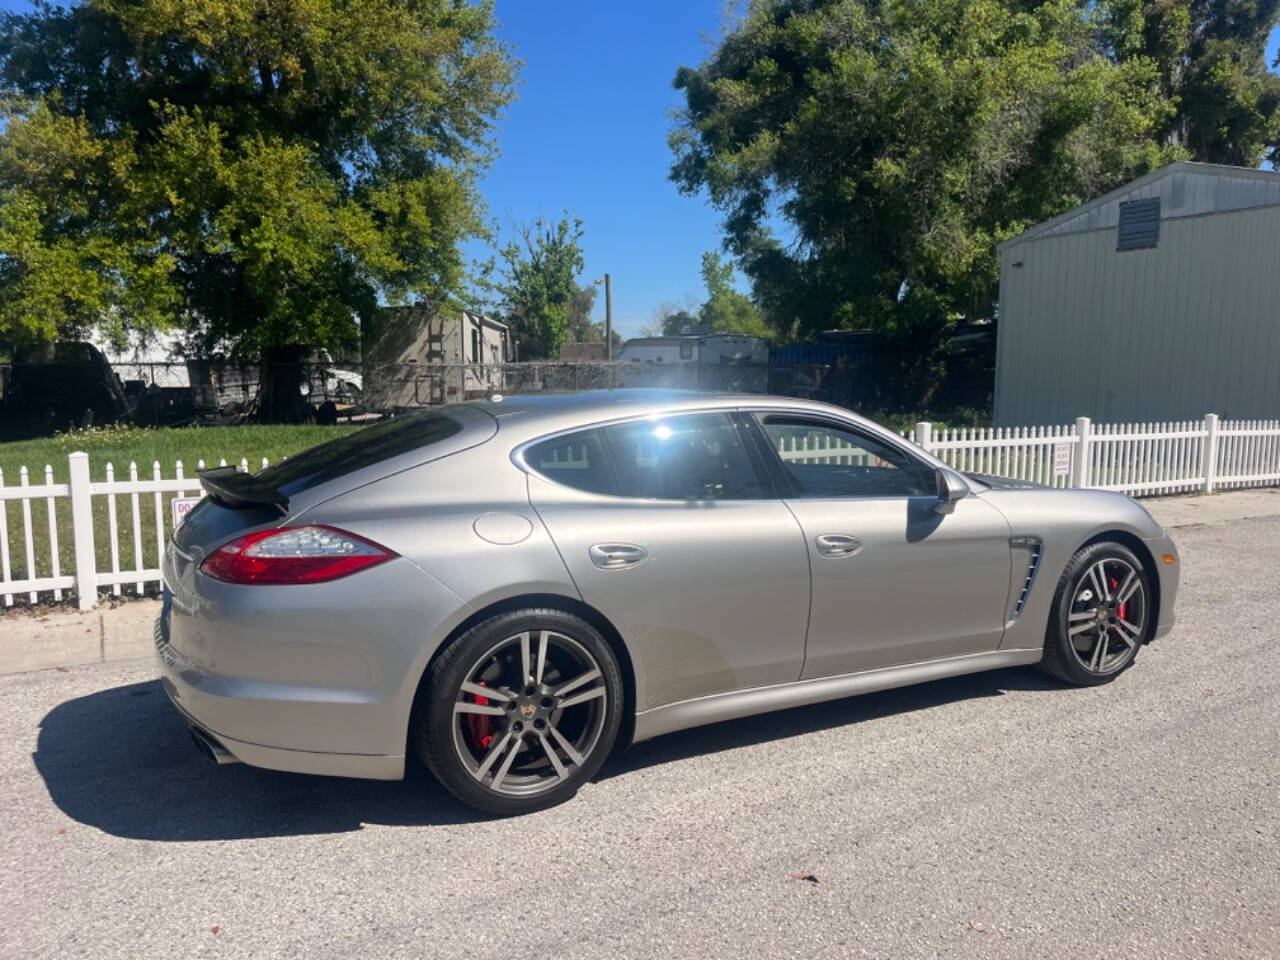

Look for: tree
[646,255,769,337]
[669,0,1186,402]
[0,101,179,357]
[644,300,697,337]
[1101,1,1280,167]
[696,251,771,337]
[0,0,516,418]
[564,283,600,343]
[659,309,701,336]
[496,216,586,360]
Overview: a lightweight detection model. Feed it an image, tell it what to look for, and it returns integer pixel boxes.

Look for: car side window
[759,416,934,498]
[602,413,766,501]
[525,429,617,496]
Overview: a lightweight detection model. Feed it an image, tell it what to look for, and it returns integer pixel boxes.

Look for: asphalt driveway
[1,516,1277,959]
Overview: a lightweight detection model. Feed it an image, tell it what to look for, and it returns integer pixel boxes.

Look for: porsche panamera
[157,390,1179,814]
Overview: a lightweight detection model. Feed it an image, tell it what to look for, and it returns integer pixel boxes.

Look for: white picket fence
[2,413,1279,610]
[1,455,269,610]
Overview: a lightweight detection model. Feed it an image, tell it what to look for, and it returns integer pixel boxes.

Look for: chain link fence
[3,354,991,431]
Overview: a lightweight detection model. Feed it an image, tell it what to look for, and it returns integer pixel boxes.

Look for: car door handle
[815,534,863,558]
[589,543,648,570]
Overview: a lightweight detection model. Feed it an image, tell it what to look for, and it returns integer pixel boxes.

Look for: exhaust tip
[189,727,241,765]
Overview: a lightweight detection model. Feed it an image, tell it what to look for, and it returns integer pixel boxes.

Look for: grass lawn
[0,422,361,483]
[1,423,363,605]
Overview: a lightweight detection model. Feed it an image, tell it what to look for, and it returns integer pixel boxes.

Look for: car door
[524,411,811,712]
[748,412,1012,678]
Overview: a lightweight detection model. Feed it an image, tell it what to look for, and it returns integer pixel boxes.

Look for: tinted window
[526,430,616,496]
[603,413,765,500]
[255,411,462,497]
[760,417,933,498]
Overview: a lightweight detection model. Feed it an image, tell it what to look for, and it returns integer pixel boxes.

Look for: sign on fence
[1053,443,1072,477]
[171,495,203,530]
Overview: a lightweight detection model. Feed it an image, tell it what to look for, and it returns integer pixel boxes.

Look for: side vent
[1009,537,1043,621]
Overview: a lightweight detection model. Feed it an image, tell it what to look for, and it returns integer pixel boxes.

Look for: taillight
[200,525,396,585]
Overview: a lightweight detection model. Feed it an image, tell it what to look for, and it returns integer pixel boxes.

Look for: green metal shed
[995,161,1280,425]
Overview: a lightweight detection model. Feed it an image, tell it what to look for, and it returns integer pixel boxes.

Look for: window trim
[744,412,939,501]
[513,410,776,502]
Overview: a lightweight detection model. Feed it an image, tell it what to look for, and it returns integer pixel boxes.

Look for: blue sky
[468,0,731,338]
[2,1,1279,339]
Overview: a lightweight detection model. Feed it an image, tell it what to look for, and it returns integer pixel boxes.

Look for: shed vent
[1117,198,1160,251]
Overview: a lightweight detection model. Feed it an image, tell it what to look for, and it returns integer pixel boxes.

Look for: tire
[1040,541,1152,686]
[414,608,624,815]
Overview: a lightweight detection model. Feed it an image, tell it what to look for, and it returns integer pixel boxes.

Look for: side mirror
[935,468,969,515]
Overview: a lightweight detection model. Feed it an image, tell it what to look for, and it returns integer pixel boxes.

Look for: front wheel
[1041,542,1151,686]
[414,609,623,815]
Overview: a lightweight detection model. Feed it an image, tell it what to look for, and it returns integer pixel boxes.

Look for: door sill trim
[632,648,1043,742]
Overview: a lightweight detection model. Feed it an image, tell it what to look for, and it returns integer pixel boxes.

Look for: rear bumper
[1144,532,1180,640]
[154,552,470,780]
[156,627,405,780]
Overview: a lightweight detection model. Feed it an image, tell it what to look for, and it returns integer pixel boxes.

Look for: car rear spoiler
[198,465,289,510]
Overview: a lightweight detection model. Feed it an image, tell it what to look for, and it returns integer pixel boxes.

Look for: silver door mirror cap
[935,468,969,515]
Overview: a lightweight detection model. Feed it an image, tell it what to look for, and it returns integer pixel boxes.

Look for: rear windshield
[256,411,462,497]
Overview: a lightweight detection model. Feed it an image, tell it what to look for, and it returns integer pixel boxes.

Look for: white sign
[1053,443,1072,477]
[171,495,203,530]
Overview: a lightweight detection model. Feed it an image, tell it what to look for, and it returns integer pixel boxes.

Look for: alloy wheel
[450,630,609,797]
[1066,557,1147,675]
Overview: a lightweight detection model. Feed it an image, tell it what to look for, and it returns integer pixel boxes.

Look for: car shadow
[34,666,1063,841]
[33,679,484,841]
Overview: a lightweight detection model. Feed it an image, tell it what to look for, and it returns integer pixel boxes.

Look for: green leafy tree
[669,0,1186,402]
[696,251,771,337]
[0,0,515,418]
[644,297,699,336]
[564,283,600,343]
[657,308,700,336]
[561,282,623,354]
[497,216,586,360]
[646,256,769,337]
[0,101,178,355]
[1101,0,1280,166]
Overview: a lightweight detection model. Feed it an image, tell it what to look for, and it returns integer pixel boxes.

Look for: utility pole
[596,273,614,361]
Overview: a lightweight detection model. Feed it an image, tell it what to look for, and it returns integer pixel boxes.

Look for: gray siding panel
[995,204,1280,425]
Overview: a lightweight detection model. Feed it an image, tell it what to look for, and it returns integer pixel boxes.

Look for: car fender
[976,488,1167,651]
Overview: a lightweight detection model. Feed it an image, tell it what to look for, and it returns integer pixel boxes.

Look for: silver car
[158,390,1180,814]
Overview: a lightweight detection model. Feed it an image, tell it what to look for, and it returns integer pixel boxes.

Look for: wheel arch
[1075,529,1161,643]
[408,592,637,756]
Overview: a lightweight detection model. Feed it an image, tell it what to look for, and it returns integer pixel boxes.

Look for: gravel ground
[1,517,1277,959]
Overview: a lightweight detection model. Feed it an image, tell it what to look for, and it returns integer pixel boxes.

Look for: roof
[1000,161,1280,250]
[461,388,874,445]
[620,334,768,347]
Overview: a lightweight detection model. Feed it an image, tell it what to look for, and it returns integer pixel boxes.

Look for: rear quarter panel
[293,438,581,733]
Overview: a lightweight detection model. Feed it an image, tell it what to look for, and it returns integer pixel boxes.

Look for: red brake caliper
[1111,577,1127,621]
[465,681,494,751]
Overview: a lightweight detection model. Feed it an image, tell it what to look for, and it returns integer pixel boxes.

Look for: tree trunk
[257,344,311,423]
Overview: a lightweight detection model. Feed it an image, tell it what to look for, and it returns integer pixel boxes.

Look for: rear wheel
[415,608,623,815]
[1041,542,1151,685]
